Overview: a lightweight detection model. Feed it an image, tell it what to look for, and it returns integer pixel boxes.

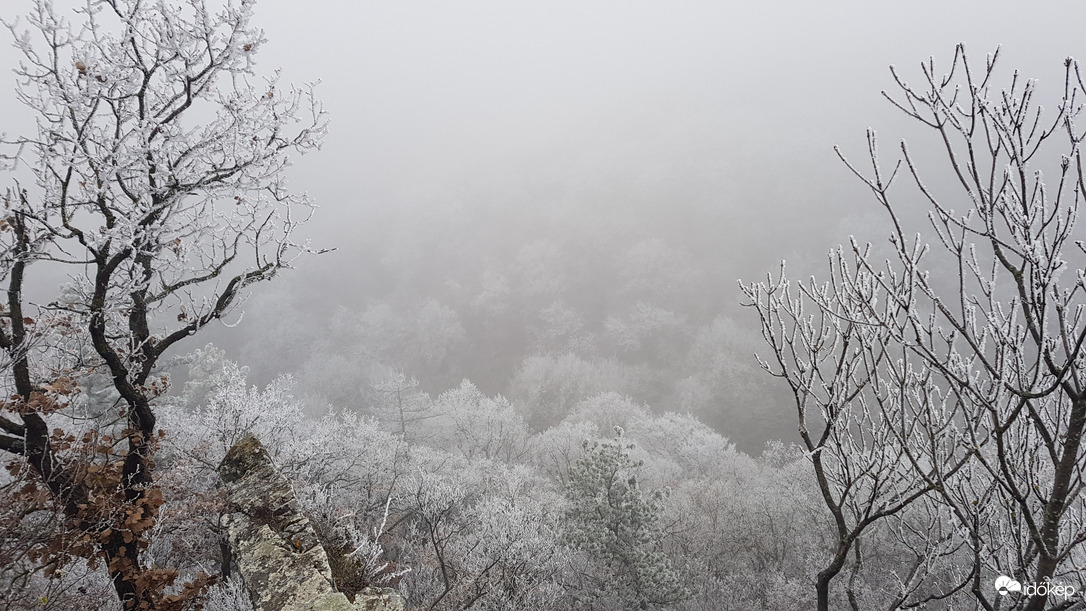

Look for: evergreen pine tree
[563,430,690,609]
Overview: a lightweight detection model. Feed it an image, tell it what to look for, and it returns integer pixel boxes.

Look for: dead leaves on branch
[2,376,78,416]
[2,429,215,610]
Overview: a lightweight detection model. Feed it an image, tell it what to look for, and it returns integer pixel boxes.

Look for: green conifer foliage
[562,431,690,609]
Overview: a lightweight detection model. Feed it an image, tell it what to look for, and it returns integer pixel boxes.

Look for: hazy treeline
[4,345,945,610]
[226,182,809,451]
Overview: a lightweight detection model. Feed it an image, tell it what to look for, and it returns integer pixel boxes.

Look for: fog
[4,0,1086,450]
[10,2,1086,609]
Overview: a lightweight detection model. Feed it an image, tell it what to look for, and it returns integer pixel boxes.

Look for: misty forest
[4,1,1086,610]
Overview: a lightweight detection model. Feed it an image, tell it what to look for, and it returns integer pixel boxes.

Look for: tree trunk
[1024,398,1086,611]
[816,571,832,611]
[102,529,153,610]
[815,544,849,611]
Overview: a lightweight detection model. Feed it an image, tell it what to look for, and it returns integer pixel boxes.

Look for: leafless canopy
[743,45,1086,611]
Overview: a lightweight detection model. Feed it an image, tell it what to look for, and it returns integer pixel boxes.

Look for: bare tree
[745,45,1086,611]
[742,257,969,611]
[372,368,437,441]
[0,0,326,607]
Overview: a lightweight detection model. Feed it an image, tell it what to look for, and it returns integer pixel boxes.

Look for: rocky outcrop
[218,434,404,611]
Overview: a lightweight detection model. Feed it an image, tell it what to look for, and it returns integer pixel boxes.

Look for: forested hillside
[1,344,895,610]
[4,0,1086,610]
[228,187,798,451]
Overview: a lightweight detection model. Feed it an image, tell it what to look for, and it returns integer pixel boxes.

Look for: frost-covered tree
[0,0,326,607]
[562,433,689,610]
[371,368,434,441]
[510,353,640,430]
[410,298,465,374]
[603,301,687,362]
[430,380,529,463]
[160,345,304,469]
[745,45,1086,611]
[528,300,595,357]
[398,448,566,610]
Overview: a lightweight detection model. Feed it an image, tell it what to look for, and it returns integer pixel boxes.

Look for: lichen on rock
[218,434,404,611]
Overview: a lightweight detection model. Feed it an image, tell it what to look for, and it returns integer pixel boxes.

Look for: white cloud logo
[994,575,1022,596]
